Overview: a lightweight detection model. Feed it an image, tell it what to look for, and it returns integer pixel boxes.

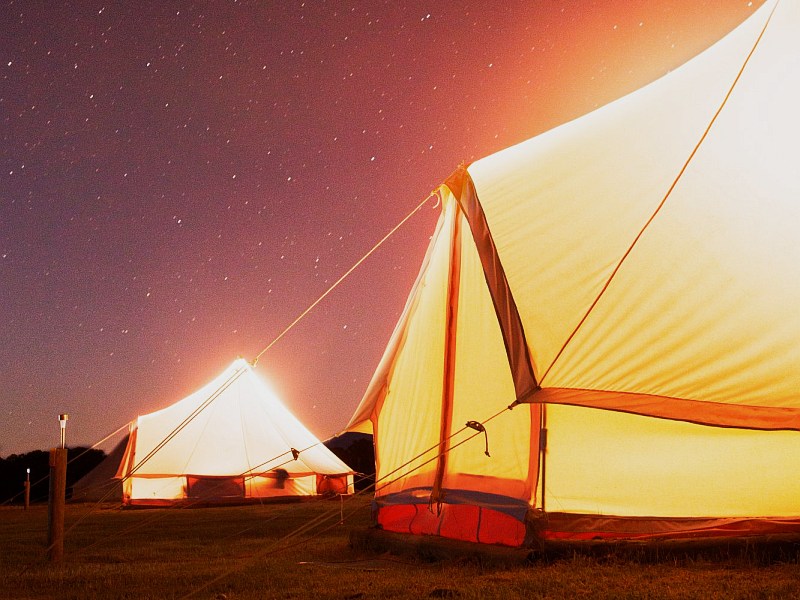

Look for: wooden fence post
[47,448,68,562]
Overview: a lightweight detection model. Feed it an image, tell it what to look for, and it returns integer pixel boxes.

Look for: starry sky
[1,1,763,456]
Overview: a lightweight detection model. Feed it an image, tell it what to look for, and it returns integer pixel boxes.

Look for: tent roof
[350,0,800,433]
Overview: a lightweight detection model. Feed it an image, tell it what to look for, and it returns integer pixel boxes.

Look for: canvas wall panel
[545,404,800,517]
[374,200,458,497]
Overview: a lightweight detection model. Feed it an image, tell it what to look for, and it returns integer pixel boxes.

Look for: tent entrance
[186,476,245,500]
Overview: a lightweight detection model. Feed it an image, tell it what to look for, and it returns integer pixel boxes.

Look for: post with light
[24,468,30,510]
[48,414,69,562]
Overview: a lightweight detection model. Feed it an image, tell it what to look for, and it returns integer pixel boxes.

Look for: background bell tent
[108,359,353,506]
[71,437,128,503]
[348,0,800,546]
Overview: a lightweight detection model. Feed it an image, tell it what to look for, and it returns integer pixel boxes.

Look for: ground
[2,496,800,599]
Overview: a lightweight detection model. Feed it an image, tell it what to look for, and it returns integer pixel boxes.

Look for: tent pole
[539,404,547,514]
[430,203,462,511]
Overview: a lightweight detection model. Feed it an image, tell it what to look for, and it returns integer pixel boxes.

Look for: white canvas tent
[348,0,800,545]
[115,359,353,506]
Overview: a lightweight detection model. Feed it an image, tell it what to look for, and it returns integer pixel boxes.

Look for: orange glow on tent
[349,0,800,545]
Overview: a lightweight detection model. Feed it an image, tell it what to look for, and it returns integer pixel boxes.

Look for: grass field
[3,496,800,599]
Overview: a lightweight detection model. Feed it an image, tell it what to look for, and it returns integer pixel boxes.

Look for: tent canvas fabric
[348,0,800,546]
[113,359,353,506]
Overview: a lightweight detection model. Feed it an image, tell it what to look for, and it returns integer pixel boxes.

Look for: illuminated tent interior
[348,0,800,545]
[109,359,353,506]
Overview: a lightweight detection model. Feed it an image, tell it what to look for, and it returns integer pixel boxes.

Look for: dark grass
[3,497,800,599]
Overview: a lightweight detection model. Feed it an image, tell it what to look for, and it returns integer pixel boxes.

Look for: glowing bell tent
[347,0,800,546]
[113,359,353,506]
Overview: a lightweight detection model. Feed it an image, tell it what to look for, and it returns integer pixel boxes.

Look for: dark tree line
[0,447,106,504]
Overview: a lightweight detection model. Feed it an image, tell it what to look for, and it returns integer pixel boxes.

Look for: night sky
[1,1,763,456]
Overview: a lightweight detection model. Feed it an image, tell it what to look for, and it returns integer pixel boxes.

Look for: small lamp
[58,414,69,449]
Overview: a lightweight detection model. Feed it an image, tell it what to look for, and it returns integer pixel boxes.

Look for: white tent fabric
[117,359,353,505]
[349,0,800,544]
